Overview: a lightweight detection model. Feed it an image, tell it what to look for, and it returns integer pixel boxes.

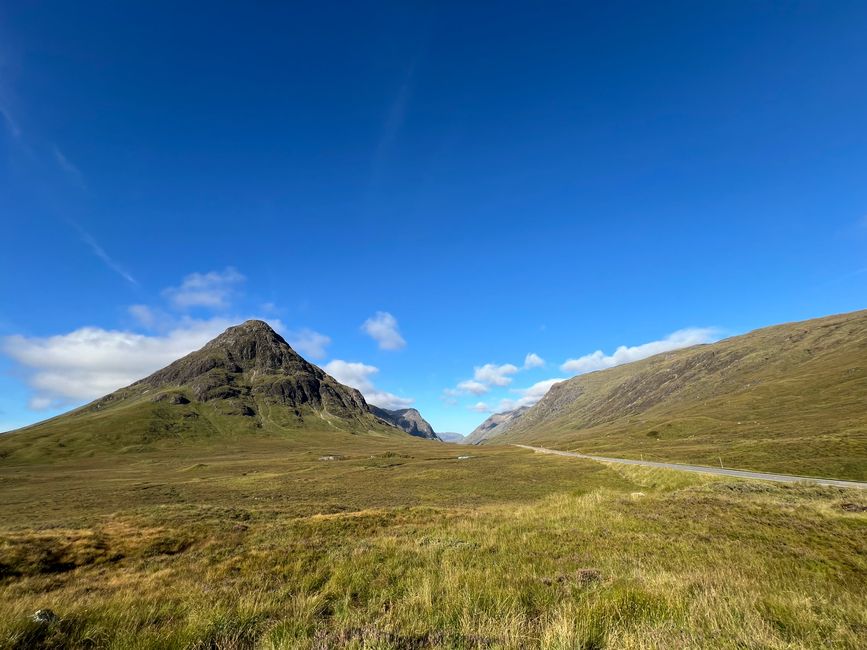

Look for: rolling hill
[0,320,410,462]
[495,309,867,480]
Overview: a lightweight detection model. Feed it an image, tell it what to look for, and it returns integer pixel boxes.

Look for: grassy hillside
[0,391,405,464]
[1,438,865,649]
[497,310,867,480]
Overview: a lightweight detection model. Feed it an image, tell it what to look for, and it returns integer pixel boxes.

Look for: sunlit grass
[1,440,865,648]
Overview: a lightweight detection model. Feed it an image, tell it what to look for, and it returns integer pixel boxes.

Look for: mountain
[369,406,440,440]
[437,431,466,443]
[496,309,867,481]
[0,320,407,461]
[463,406,531,445]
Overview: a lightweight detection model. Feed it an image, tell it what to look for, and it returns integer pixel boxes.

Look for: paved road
[513,444,867,490]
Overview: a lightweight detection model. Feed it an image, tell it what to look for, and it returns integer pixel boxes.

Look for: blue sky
[1,2,865,434]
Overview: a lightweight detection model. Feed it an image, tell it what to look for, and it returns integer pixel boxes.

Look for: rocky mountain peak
[368,405,440,440]
[209,319,280,341]
[124,321,372,422]
[199,320,301,371]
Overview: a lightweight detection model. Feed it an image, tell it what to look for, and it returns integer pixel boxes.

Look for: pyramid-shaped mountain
[136,319,369,417]
[0,320,410,461]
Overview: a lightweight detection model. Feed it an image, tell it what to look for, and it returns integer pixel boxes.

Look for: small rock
[32,609,59,624]
[540,568,603,587]
[575,568,603,585]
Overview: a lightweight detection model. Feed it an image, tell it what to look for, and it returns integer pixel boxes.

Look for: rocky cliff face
[369,406,440,440]
[463,406,530,445]
[131,320,370,420]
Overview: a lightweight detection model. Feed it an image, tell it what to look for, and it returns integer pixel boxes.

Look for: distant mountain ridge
[0,320,412,461]
[437,432,466,443]
[496,309,867,481]
[369,406,440,440]
[463,406,530,445]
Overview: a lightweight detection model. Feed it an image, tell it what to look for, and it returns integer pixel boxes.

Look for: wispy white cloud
[441,388,460,405]
[76,227,137,286]
[285,328,331,360]
[377,80,411,159]
[522,377,564,399]
[323,359,413,410]
[496,377,565,412]
[365,391,413,411]
[523,352,545,369]
[323,360,378,391]
[0,47,21,139]
[127,303,225,334]
[361,311,406,350]
[560,328,718,374]
[163,267,245,309]
[52,145,85,187]
[2,317,238,408]
[457,379,488,395]
[469,401,491,413]
[443,360,523,402]
[371,68,414,184]
[28,396,53,411]
[128,304,157,328]
[0,101,20,138]
[473,363,518,387]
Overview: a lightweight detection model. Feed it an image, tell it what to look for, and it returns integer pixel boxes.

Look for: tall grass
[1,444,865,648]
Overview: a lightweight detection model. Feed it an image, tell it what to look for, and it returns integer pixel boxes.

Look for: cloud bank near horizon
[560,328,719,374]
[450,327,719,417]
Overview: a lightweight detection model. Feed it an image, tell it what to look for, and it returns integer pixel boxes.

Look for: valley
[2,436,865,649]
[1,314,866,649]
[4,5,867,647]
[481,310,867,481]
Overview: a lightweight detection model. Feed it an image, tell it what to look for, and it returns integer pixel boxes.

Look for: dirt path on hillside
[513,444,867,489]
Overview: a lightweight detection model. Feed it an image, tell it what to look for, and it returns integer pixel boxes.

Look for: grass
[1,433,865,649]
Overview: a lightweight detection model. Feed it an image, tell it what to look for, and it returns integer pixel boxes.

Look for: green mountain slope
[496,309,867,480]
[0,320,407,462]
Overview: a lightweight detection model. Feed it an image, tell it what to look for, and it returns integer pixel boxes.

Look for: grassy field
[1,432,865,649]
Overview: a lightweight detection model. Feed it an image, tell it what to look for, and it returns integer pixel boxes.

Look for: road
[513,444,867,489]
